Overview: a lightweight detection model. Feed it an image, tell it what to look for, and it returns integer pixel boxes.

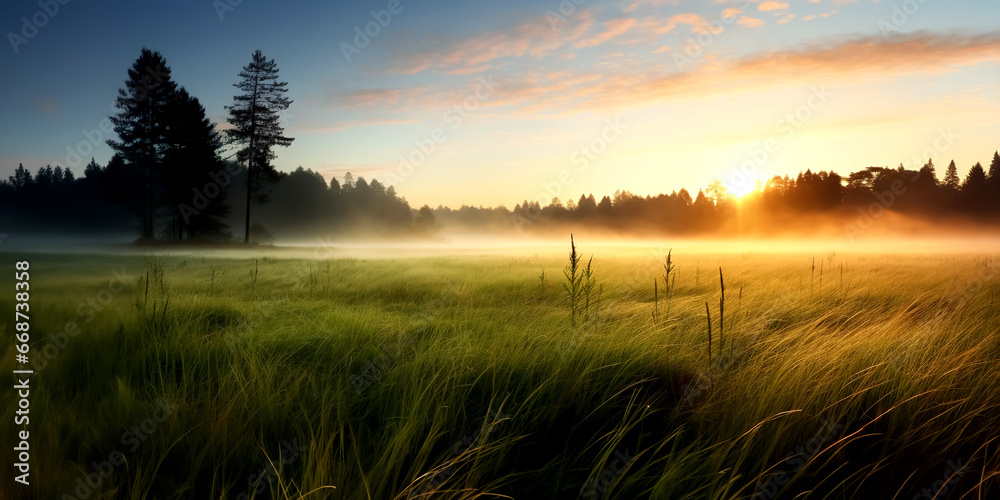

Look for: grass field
[2,243,999,499]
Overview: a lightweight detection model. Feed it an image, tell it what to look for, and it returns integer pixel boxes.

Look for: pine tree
[919,158,936,183]
[961,162,988,213]
[83,158,103,179]
[225,50,294,244]
[964,162,987,190]
[943,160,960,190]
[8,164,33,189]
[107,48,178,240]
[988,151,1000,187]
[164,88,230,240]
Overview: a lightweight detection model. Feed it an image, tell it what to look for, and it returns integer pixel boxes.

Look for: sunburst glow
[729,178,765,200]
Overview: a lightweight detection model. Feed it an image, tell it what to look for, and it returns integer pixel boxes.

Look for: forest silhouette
[2,48,1000,242]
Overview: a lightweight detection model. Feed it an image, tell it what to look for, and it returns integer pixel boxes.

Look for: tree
[988,151,1000,186]
[988,152,1000,206]
[918,158,937,185]
[414,205,436,234]
[961,162,988,213]
[225,50,294,244]
[964,162,987,190]
[596,195,613,216]
[108,48,179,240]
[164,88,230,240]
[676,188,693,207]
[706,180,728,204]
[943,160,960,190]
[83,158,103,180]
[35,165,54,192]
[8,163,32,189]
[576,193,597,218]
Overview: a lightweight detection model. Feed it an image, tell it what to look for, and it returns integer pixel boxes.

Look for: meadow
[2,242,999,499]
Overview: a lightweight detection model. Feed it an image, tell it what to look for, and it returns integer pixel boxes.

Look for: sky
[0,0,998,209]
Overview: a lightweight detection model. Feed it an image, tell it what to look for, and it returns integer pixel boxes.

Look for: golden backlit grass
[1,247,998,499]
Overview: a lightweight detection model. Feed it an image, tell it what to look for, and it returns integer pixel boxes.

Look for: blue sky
[1,0,998,207]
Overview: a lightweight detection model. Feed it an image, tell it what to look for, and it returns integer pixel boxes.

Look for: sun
[729,178,765,200]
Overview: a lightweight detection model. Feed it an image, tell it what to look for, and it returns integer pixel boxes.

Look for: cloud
[325,85,440,111]
[382,10,727,75]
[340,88,402,108]
[758,2,790,11]
[491,31,1000,117]
[622,0,681,13]
[302,118,420,134]
[575,18,637,48]
[385,11,596,74]
[330,16,1000,123]
[659,13,718,35]
[738,16,765,27]
[731,31,1000,78]
[802,9,839,21]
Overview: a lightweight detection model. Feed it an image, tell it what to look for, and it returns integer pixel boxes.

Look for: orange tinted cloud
[384,10,726,75]
[386,11,595,74]
[738,16,765,27]
[733,31,1000,78]
[758,2,790,11]
[622,0,681,13]
[498,31,1000,116]
[575,18,637,48]
[348,29,1000,120]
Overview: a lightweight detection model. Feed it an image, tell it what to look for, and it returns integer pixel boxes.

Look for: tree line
[435,155,1000,236]
[1,47,998,240]
[0,157,416,240]
[3,147,999,239]
[0,48,414,242]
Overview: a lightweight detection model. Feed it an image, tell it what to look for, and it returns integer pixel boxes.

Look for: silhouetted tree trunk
[225,50,294,244]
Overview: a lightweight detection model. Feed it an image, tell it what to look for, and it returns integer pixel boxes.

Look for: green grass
[1,248,999,499]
